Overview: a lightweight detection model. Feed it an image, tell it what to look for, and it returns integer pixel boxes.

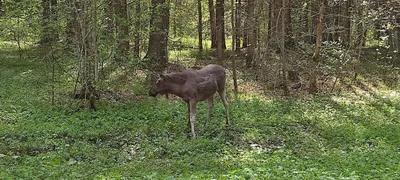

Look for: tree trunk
[267,1,272,44]
[301,1,308,42]
[324,4,331,41]
[104,0,115,37]
[246,0,256,67]
[269,0,290,93]
[147,0,170,74]
[242,2,248,48]
[216,0,226,51]
[66,0,79,46]
[269,0,292,49]
[332,4,340,42]
[40,0,58,44]
[259,0,269,47]
[75,0,97,110]
[270,0,282,49]
[87,0,97,110]
[356,1,365,48]
[307,0,315,43]
[342,0,351,47]
[115,0,130,63]
[230,0,235,51]
[134,0,141,57]
[233,0,241,98]
[354,0,366,81]
[208,0,217,48]
[92,0,98,82]
[198,0,203,51]
[41,0,51,44]
[256,0,262,60]
[309,0,326,93]
[280,0,289,96]
[396,13,400,57]
[283,0,292,47]
[50,0,58,41]
[216,0,226,60]
[235,0,241,52]
[172,0,177,38]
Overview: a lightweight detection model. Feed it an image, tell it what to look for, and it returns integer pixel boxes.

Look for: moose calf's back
[185,64,226,101]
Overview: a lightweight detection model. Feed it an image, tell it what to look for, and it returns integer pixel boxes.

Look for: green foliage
[0,0,41,42]
[1,44,400,179]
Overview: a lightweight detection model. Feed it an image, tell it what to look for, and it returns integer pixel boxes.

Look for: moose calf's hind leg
[187,104,191,133]
[204,96,213,128]
[219,90,230,125]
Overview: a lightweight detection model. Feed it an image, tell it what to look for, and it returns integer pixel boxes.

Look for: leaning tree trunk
[147,0,170,74]
[309,0,326,93]
[115,0,130,63]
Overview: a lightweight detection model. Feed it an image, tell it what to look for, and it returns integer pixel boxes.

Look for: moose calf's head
[149,74,169,97]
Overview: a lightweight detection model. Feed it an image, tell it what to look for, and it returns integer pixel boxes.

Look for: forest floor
[0,43,399,179]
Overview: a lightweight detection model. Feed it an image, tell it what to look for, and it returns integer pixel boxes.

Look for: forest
[0,0,399,179]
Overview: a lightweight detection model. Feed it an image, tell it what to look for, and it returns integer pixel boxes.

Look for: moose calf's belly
[196,81,218,101]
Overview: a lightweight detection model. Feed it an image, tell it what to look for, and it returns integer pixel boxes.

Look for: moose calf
[149,64,230,138]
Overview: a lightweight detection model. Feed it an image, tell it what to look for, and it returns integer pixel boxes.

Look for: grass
[0,43,399,179]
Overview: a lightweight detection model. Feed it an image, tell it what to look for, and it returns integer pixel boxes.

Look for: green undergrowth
[1,44,399,179]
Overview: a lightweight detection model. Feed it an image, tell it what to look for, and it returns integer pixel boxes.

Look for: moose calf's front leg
[189,100,197,138]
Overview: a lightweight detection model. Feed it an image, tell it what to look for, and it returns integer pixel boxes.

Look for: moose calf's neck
[162,75,192,102]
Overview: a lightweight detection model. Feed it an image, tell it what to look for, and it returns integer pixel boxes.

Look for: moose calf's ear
[160,74,168,80]
[159,74,164,81]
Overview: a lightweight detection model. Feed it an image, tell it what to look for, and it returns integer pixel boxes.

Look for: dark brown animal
[149,64,230,138]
